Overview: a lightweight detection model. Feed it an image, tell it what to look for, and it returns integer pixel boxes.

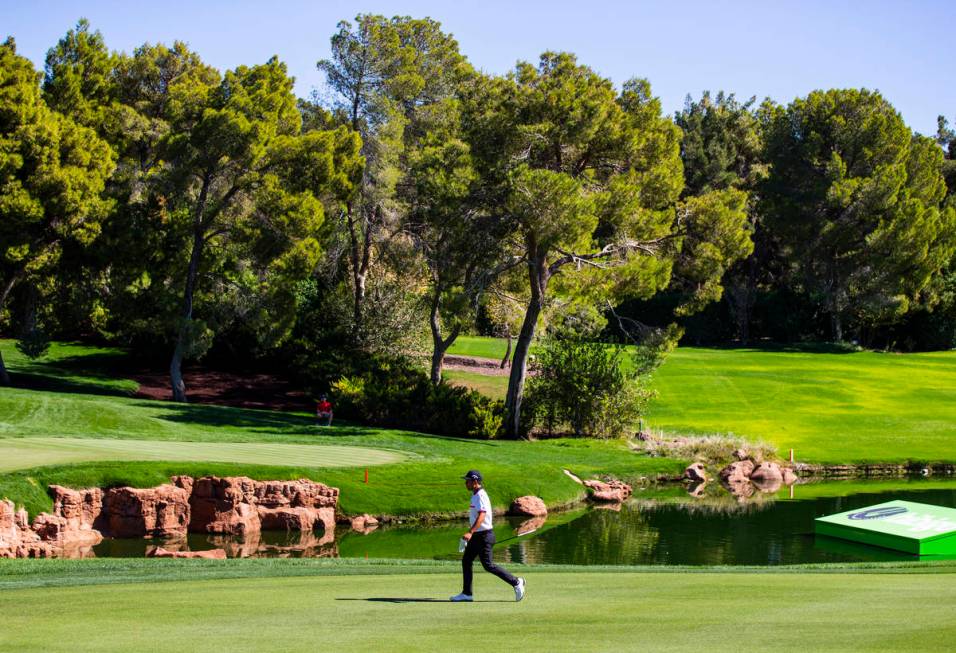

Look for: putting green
[0,437,406,472]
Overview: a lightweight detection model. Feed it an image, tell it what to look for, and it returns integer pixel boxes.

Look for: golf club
[494,527,539,546]
[456,527,539,553]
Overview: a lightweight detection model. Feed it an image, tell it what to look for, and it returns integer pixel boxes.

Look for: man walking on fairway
[451,470,526,602]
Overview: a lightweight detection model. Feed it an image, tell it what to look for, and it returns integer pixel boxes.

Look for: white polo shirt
[469,488,494,532]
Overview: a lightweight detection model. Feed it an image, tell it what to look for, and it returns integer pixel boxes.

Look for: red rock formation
[254,479,338,534]
[30,486,104,551]
[719,460,755,484]
[189,476,338,536]
[583,479,633,503]
[748,462,780,493]
[1,495,94,558]
[3,475,340,557]
[684,463,708,483]
[149,546,226,559]
[104,478,191,538]
[189,476,261,535]
[750,462,783,483]
[258,506,317,531]
[349,514,380,534]
[0,500,44,558]
[508,495,548,517]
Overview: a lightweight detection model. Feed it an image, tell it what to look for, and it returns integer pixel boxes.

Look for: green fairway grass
[443,369,508,399]
[0,437,405,472]
[448,335,510,360]
[448,337,956,464]
[2,560,955,652]
[0,341,683,518]
[648,347,956,464]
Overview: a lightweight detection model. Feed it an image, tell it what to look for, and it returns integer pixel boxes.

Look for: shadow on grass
[129,400,376,434]
[9,370,137,399]
[7,346,140,398]
[335,597,510,603]
[694,341,863,355]
[130,400,502,445]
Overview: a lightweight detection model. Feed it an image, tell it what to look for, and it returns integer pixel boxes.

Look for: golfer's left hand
[462,532,472,541]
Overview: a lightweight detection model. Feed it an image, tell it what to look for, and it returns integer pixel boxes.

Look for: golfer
[316,394,333,426]
[451,470,526,602]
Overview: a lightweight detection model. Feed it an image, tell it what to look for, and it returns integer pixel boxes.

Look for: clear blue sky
[3,0,954,135]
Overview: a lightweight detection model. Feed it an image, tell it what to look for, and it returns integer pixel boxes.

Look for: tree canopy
[0,38,114,382]
[763,89,956,340]
[461,53,752,436]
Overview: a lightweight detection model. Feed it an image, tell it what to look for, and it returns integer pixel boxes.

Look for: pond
[92,478,956,565]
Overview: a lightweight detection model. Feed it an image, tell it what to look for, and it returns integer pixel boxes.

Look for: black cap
[462,470,483,482]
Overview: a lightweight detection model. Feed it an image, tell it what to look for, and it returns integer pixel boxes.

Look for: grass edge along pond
[447,336,956,465]
[2,559,956,653]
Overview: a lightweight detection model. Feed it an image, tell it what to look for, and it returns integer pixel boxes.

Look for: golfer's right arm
[464,511,485,539]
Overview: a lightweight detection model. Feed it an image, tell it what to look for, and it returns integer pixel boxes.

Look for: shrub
[331,356,503,438]
[523,335,663,438]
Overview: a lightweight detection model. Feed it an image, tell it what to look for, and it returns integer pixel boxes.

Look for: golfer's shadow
[336,598,510,603]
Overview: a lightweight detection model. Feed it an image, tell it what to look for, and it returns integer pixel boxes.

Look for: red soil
[133,369,312,413]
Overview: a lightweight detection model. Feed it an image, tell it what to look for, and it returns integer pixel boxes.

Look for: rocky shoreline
[0,476,339,559]
[0,472,633,559]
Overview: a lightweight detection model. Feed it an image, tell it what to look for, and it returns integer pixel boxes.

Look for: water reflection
[89,479,956,565]
[93,529,338,559]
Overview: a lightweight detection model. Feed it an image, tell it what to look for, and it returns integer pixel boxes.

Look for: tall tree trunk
[726,283,752,345]
[347,203,372,345]
[831,311,843,343]
[170,178,210,402]
[352,267,367,343]
[504,252,548,439]
[428,285,461,384]
[0,350,9,385]
[827,259,845,343]
[499,326,513,369]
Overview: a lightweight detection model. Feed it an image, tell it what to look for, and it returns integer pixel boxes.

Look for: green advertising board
[815,500,956,555]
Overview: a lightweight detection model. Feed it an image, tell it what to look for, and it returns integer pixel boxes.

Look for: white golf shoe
[450,593,473,602]
[514,578,526,602]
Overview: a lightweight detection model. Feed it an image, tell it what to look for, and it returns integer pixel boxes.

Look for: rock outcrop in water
[0,475,339,558]
[583,479,633,503]
[349,514,380,534]
[716,460,798,500]
[508,495,548,517]
[683,463,708,483]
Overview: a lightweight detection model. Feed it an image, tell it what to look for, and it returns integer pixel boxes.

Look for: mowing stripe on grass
[0,437,406,472]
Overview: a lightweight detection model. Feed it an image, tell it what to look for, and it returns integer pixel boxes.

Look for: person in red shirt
[316,394,333,426]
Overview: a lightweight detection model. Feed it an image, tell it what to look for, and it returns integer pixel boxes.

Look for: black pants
[462,530,517,595]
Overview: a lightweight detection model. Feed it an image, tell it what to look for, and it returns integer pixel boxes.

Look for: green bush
[523,336,662,438]
[331,356,503,438]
